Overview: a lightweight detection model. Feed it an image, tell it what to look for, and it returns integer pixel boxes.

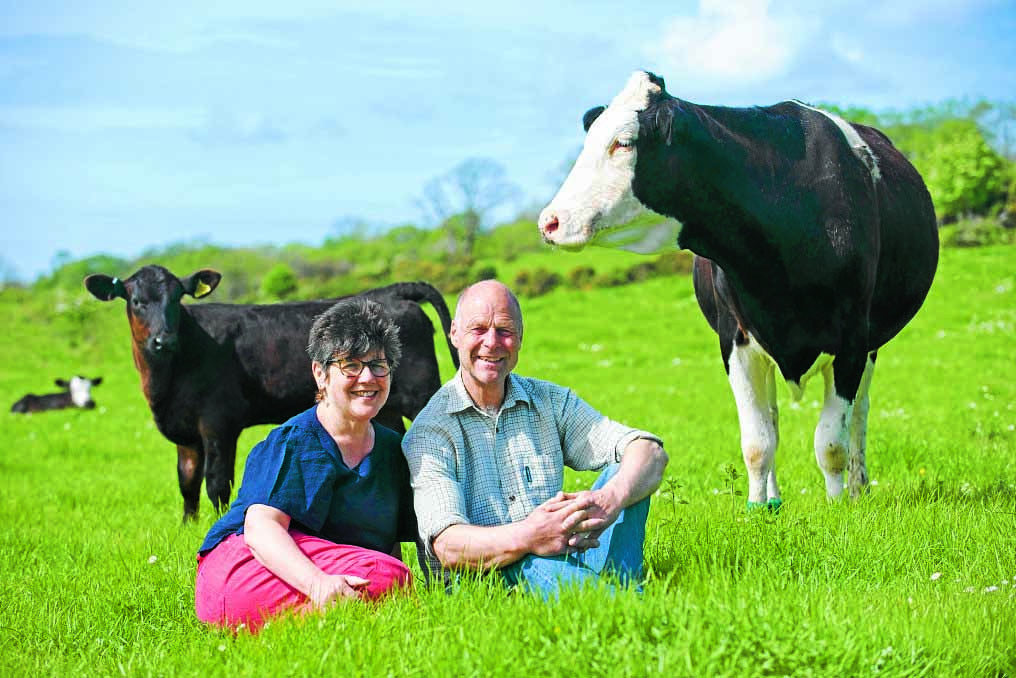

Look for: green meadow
[1,244,1014,677]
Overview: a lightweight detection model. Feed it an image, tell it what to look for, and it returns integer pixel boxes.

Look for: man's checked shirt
[401,371,662,572]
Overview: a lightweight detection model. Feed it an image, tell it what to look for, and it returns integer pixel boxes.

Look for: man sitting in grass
[402,280,668,597]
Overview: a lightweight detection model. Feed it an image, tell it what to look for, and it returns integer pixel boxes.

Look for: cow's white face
[68,376,95,408]
[539,71,671,251]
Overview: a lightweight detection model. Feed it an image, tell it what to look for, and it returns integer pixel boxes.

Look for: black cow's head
[85,265,221,359]
[538,70,684,254]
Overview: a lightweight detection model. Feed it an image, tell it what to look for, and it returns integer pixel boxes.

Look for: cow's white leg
[729,337,780,507]
[814,362,854,499]
[847,355,875,497]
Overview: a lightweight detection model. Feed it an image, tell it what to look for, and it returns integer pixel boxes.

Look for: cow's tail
[383,282,459,369]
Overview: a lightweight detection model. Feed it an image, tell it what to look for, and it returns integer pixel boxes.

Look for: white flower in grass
[218,644,226,652]
[590,343,602,352]
[1002,580,1009,586]
[711,488,719,495]
[964,586,976,593]
[930,572,942,581]
[671,357,682,366]
[984,586,999,593]
[871,479,879,486]
[148,555,158,564]
[800,487,807,494]
[64,422,71,431]
[597,360,612,368]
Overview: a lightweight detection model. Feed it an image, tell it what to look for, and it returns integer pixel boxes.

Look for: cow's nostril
[543,216,559,235]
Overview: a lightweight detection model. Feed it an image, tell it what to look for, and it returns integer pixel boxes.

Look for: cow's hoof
[745,498,783,513]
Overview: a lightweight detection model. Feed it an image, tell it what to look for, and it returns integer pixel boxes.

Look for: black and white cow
[538,71,939,507]
[11,376,103,413]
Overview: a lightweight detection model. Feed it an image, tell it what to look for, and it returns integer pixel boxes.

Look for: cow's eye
[609,138,634,155]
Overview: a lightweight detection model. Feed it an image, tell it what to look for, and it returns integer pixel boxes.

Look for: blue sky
[2,0,1014,282]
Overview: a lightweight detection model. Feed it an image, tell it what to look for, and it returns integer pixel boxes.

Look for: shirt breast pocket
[519,429,564,499]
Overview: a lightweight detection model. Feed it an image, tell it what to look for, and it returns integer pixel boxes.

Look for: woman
[195,297,416,632]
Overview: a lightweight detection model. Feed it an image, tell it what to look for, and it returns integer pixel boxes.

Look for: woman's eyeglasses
[329,358,391,378]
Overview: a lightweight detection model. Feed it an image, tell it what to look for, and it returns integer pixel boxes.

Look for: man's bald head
[454,280,524,339]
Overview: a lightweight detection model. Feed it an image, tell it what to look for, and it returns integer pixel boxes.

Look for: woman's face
[312,349,391,424]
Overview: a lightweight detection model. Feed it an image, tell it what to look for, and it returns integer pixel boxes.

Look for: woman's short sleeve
[240,425,339,534]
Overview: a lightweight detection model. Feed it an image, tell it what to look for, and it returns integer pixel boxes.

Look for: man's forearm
[432,522,531,571]
[600,439,669,514]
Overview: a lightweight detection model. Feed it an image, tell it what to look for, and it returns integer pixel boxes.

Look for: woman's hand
[306,572,371,608]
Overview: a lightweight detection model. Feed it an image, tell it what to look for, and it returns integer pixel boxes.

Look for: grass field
[1,245,1014,677]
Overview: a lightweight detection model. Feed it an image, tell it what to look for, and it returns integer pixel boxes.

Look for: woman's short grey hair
[307,297,402,371]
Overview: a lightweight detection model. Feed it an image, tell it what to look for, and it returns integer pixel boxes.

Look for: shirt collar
[446,370,532,415]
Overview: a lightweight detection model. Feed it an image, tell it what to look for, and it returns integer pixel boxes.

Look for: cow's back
[188,301,324,425]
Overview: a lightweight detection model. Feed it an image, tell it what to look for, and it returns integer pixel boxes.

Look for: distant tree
[261,263,299,300]
[918,119,1008,222]
[417,158,520,259]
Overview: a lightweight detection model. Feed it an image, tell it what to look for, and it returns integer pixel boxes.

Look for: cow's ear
[182,269,222,299]
[91,377,103,386]
[55,379,68,388]
[645,71,666,93]
[84,274,127,301]
[582,106,606,133]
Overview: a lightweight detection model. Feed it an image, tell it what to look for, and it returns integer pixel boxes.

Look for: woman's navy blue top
[198,406,417,556]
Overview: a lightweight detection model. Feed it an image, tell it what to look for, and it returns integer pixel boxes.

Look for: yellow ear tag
[195,280,212,298]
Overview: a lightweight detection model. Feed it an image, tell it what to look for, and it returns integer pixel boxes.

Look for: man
[402,280,668,596]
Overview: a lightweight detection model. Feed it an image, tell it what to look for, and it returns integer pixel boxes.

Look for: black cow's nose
[151,335,177,353]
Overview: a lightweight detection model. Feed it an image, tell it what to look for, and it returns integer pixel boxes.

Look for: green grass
[1,245,1014,677]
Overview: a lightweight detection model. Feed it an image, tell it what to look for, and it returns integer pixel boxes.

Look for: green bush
[566,266,597,289]
[260,263,299,300]
[513,268,562,297]
[939,216,1016,247]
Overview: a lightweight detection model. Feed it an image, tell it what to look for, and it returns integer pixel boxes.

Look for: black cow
[11,376,103,413]
[538,71,938,508]
[85,265,458,520]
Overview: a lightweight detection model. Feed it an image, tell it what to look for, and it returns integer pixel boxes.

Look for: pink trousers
[195,531,412,632]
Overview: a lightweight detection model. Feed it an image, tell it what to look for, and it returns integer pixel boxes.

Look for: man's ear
[181,269,222,299]
[449,320,461,349]
[84,274,127,301]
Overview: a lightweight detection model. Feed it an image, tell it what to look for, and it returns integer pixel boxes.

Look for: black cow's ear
[84,274,127,301]
[55,379,68,388]
[582,106,606,132]
[182,269,222,299]
[92,377,103,386]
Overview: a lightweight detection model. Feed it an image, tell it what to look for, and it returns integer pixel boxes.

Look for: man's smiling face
[450,280,523,407]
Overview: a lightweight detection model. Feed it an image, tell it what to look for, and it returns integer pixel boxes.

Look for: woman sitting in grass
[195,298,416,632]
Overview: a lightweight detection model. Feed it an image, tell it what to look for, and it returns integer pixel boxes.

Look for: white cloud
[644,0,814,87]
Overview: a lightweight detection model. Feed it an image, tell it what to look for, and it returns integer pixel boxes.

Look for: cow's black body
[86,266,457,520]
[628,95,938,398]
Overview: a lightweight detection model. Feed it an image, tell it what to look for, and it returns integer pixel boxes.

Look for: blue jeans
[500,464,649,598]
